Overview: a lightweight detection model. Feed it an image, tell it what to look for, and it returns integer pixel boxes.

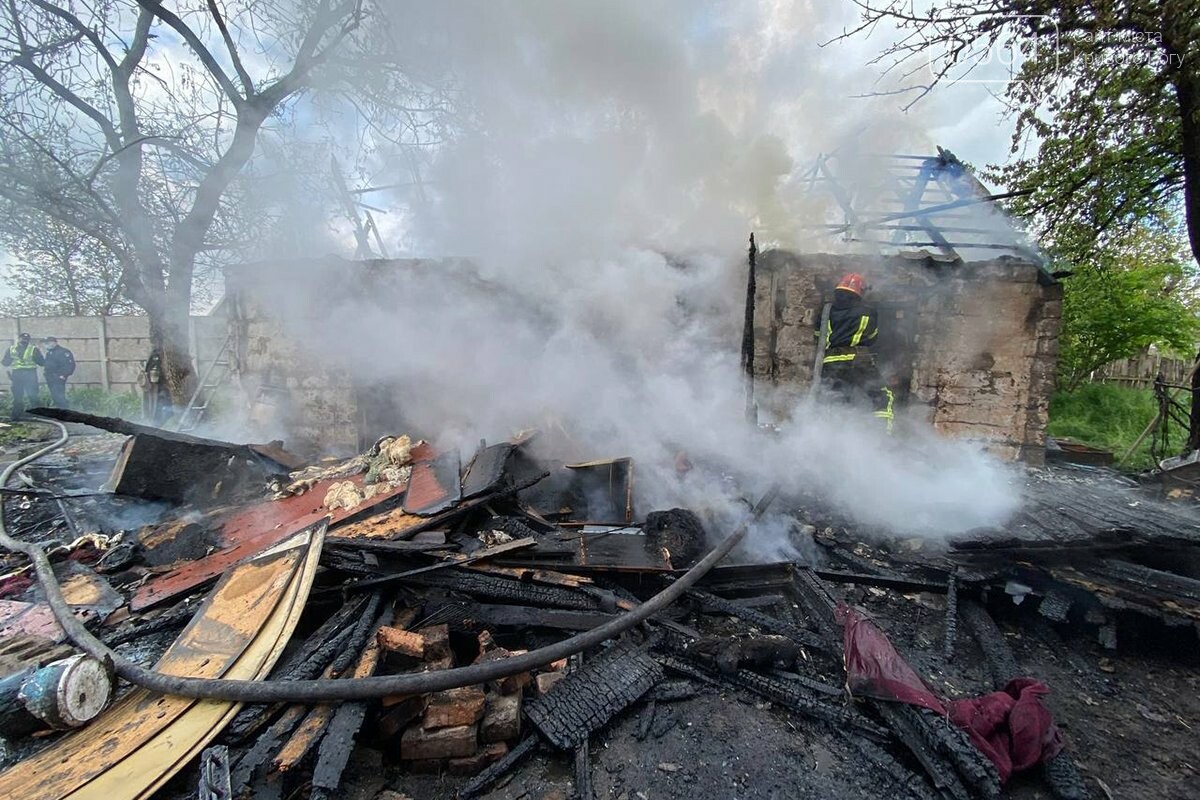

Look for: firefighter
[2,332,45,419]
[818,272,894,433]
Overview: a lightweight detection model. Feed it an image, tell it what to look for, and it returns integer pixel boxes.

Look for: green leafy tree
[836,2,1200,264]
[0,213,137,316]
[1056,220,1199,390]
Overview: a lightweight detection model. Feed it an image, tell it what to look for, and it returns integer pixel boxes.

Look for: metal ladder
[175,331,232,433]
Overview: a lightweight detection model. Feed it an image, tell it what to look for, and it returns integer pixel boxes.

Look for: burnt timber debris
[0,417,1196,800]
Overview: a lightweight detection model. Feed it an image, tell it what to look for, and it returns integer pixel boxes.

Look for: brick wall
[753,250,1062,463]
[230,293,359,456]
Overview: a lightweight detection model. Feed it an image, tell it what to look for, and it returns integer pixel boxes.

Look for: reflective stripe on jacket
[6,344,39,370]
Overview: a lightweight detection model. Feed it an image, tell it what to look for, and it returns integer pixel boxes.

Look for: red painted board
[403,446,460,516]
[0,599,99,643]
[131,474,406,611]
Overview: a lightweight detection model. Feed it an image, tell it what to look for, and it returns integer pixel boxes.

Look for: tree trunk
[1167,28,1200,266]
[149,300,194,407]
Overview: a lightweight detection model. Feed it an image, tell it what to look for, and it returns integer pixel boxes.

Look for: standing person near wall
[2,333,44,419]
[42,337,76,409]
[818,273,895,433]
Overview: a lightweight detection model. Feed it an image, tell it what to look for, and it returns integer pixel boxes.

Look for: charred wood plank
[525,645,662,749]
[789,568,995,799]
[462,443,516,499]
[961,602,1094,800]
[943,574,958,662]
[325,537,453,555]
[910,705,1000,798]
[687,588,830,652]
[815,569,950,594]
[657,650,887,740]
[790,567,839,637]
[1042,752,1094,800]
[875,704,972,800]
[464,602,618,631]
[837,731,942,800]
[272,604,390,775]
[345,538,537,591]
[959,602,1021,691]
[403,568,602,610]
[224,596,374,743]
[574,738,594,800]
[459,734,540,799]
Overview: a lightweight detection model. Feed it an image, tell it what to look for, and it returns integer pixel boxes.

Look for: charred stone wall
[229,289,360,456]
[752,250,1062,463]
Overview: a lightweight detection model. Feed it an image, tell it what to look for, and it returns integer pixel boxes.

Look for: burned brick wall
[229,289,360,456]
[753,250,1061,463]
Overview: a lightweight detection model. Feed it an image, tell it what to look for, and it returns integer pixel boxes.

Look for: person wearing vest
[818,273,895,434]
[42,336,76,409]
[2,333,45,419]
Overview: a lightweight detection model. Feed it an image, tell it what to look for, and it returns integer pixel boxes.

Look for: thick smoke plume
[255,1,1020,550]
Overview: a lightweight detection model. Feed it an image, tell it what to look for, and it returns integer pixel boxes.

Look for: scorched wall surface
[753,250,1061,463]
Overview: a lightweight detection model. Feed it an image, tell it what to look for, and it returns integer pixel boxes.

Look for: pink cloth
[837,604,1062,783]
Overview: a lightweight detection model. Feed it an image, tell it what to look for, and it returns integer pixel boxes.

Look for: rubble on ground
[0,412,1197,800]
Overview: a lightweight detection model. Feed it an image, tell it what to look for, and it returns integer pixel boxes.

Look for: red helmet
[836,272,867,296]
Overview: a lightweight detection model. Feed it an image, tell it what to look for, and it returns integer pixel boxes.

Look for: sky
[0,1,1024,306]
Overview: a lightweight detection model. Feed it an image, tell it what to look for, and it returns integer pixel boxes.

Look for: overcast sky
[0,2,1023,308]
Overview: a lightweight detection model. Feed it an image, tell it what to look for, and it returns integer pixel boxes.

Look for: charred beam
[687,588,830,652]
[459,734,540,799]
[525,642,663,750]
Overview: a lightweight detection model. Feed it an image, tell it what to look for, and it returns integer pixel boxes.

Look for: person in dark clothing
[41,336,75,409]
[818,273,894,433]
[2,332,44,419]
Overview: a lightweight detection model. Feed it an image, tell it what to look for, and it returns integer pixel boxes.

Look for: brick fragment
[400,723,477,760]
[423,685,486,730]
[535,671,564,695]
[481,693,521,743]
[378,695,426,738]
[377,626,426,658]
[418,623,451,660]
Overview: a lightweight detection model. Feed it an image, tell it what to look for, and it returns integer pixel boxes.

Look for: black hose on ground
[0,416,778,703]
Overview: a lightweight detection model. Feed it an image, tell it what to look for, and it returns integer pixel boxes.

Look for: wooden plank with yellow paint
[0,520,326,800]
[83,524,325,800]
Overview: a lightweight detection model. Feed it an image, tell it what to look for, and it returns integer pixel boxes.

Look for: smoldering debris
[0,420,1197,800]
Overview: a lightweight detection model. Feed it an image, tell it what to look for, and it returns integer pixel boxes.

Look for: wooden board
[85,527,324,800]
[0,523,324,800]
[132,473,402,610]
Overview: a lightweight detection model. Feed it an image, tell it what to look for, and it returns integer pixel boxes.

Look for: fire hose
[0,417,779,703]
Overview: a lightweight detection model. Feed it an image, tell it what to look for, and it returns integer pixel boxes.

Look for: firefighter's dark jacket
[821,289,877,362]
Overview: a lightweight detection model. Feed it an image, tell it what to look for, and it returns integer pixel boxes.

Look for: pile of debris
[0,408,1197,800]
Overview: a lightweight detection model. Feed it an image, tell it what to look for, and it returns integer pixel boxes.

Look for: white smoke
[247,0,1020,550]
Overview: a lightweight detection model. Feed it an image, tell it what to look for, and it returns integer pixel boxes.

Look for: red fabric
[837,604,1062,784]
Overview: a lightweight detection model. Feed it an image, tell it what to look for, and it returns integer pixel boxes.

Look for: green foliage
[990,10,1189,257]
[1056,219,1199,390]
[1048,383,1188,471]
[0,420,53,446]
[64,388,141,418]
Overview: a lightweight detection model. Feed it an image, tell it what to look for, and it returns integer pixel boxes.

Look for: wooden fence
[2,315,227,394]
[1092,353,1194,389]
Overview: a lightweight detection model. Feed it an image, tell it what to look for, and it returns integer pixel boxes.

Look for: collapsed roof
[797,147,1049,275]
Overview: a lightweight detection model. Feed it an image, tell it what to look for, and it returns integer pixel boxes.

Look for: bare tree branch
[206,0,253,93]
[133,0,245,106]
